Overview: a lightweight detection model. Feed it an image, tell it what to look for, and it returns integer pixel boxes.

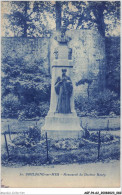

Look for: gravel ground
[1,160,120,188]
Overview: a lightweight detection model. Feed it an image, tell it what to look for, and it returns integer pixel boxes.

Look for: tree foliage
[3,1,55,37]
[62,1,120,37]
[106,37,120,95]
[2,1,120,37]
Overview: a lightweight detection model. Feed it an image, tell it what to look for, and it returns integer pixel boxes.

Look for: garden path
[1,160,120,188]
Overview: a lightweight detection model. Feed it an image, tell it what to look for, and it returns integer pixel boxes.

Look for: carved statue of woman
[55,69,73,113]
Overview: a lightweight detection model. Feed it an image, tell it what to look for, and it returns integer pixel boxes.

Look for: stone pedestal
[44,112,81,131]
[42,32,84,139]
[42,112,84,139]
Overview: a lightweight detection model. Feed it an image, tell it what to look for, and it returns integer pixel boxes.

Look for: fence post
[107,119,109,131]
[8,124,12,140]
[97,130,101,160]
[46,132,49,162]
[4,133,10,159]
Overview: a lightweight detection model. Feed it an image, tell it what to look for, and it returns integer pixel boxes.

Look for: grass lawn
[1,118,44,133]
[1,116,120,133]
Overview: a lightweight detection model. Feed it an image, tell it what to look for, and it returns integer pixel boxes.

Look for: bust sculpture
[54,29,71,45]
[55,69,73,113]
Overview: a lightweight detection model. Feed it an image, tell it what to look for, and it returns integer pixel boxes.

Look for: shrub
[12,126,41,147]
[111,99,120,115]
[75,89,120,116]
[94,89,119,116]
[18,101,50,120]
[89,132,99,142]
[75,95,96,115]
[2,54,51,119]
[83,128,90,139]
[33,77,41,82]
[39,102,50,117]
[18,103,41,119]
[12,135,32,147]
[52,139,79,150]
[28,125,41,143]
[88,132,114,143]
[2,94,20,118]
[14,80,51,104]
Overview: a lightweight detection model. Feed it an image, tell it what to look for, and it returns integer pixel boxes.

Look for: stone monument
[42,31,84,139]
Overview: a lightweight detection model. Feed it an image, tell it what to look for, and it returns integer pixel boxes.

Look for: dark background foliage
[1,53,51,119]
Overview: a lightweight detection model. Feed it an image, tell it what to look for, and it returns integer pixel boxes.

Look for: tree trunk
[56,2,61,32]
[87,84,90,101]
[92,2,106,91]
[23,1,28,37]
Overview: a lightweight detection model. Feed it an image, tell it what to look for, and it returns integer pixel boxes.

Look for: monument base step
[42,130,84,139]
[41,113,84,139]
[41,113,83,131]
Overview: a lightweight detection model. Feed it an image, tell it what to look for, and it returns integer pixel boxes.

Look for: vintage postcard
[1,0,121,189]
